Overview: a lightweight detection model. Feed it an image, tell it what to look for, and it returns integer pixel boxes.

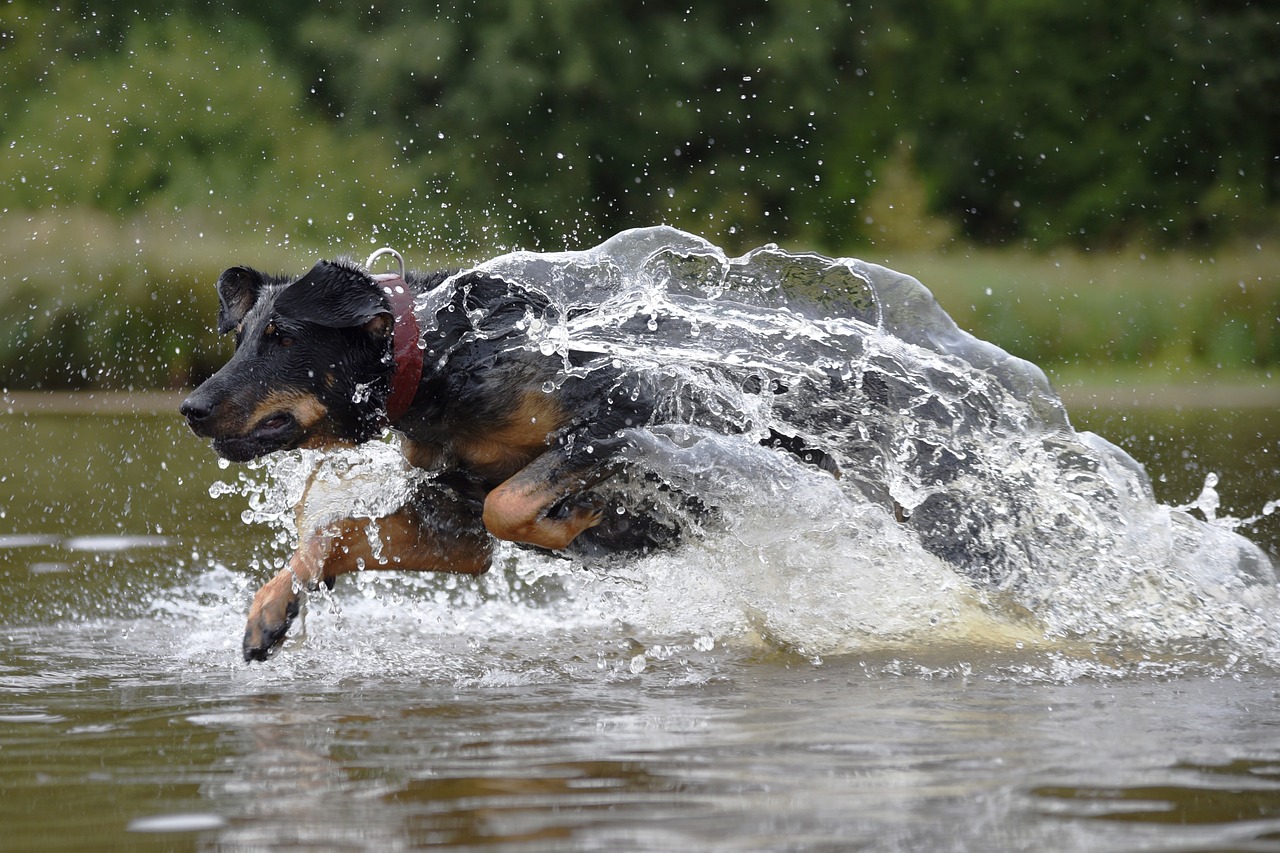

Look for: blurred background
[1,0,1277,392]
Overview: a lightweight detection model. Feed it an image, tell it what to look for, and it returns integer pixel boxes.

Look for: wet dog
[181,251,837,661]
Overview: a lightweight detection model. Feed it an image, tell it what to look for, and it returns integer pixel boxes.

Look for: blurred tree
[2,0,1276,251]
[0,11,411,241]
[281,0,875,252]
[1174,2,1280,237]
[874,0,1279,245]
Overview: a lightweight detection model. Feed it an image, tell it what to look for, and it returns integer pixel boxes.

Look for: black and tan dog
[181,251,836,661]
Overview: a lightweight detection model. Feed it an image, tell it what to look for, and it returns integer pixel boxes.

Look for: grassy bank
[2,208,1277,391]
[883,242,1280,378]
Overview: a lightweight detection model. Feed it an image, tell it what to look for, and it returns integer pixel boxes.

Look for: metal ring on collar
[365,247,405,280]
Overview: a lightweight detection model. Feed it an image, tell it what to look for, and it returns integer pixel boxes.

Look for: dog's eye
[263,323,294,348]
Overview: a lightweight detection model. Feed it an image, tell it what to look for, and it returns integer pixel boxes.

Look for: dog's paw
[541,500,605,547]
[242,573,302,662]
[548,493,605,523]
[571,502,605,530]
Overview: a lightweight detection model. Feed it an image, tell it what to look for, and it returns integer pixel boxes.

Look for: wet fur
[182,259,835,662]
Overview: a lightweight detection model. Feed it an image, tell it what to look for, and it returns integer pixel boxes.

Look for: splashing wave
[197,227,1279,667]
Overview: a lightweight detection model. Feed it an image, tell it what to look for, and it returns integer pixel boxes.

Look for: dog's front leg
[242,529,333,662]
[243,495,492,662]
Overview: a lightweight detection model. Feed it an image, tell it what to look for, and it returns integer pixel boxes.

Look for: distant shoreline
[1,391,187,415]
[1055,382,1280,410]
[3,383,1278,416]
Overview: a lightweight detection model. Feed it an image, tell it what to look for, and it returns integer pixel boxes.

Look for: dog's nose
[179,396,212,429]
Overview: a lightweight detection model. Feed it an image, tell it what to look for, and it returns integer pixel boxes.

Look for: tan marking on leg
[243,503,492,660]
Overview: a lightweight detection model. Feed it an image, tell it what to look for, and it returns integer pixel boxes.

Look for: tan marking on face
[247,390,329,433]
[455,391,567,472]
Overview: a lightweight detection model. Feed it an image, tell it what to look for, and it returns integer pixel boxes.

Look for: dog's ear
[216,266,266,335]
[274,261,391,330]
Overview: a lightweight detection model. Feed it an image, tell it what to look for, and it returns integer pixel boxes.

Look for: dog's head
[180,260,394,462]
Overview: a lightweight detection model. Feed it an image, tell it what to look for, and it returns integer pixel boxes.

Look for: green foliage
[4,0,1276,249]
[871,0,1280,245]
[279,0,874,252]
[1,15,413,237]
[0,209,289,390]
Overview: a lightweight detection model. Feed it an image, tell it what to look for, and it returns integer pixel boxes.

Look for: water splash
[209,227,1280,667]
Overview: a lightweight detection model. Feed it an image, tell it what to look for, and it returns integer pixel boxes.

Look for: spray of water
[198,227,1280,669]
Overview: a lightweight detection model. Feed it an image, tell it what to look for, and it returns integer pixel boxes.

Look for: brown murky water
[1,395,1278,852]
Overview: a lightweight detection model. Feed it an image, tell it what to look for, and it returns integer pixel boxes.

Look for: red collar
[372,273,423,423]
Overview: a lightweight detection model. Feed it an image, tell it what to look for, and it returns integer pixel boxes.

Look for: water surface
[1,399,1277,851]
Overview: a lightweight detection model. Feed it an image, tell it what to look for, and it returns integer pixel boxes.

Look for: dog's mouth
[212,411,301,462]
[253,412,295,438]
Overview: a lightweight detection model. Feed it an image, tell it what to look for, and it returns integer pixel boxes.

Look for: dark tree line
[2,0,1277,252]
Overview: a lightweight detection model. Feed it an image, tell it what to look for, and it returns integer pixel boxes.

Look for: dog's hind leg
[242,483,492,662]
[481,447,619,550]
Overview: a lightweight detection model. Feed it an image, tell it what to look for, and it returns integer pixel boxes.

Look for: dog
[181,249,841,661]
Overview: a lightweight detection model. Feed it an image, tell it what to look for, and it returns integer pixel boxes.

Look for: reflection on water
[1034,758,1280,826]
[6,619,1280,852]
[0,402,1276,850]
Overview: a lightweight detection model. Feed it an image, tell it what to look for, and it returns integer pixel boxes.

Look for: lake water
[1,392,1278,852]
